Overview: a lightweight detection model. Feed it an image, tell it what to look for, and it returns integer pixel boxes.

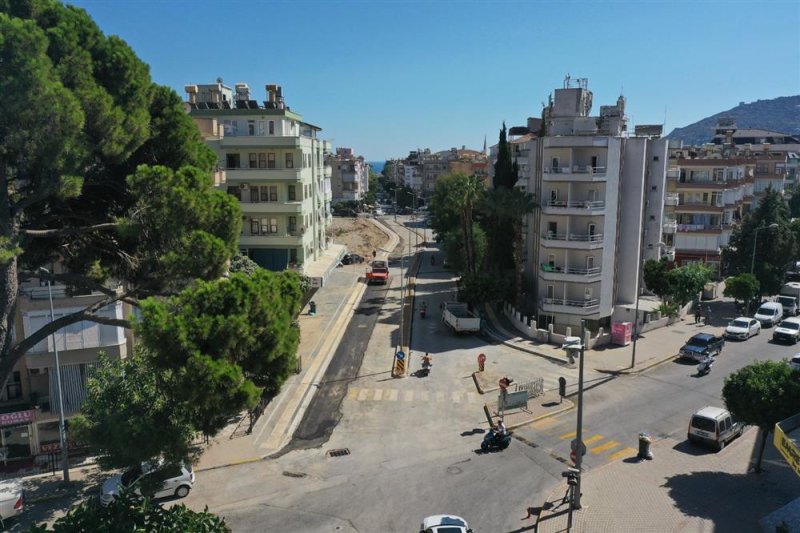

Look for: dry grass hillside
[327,217,389,259]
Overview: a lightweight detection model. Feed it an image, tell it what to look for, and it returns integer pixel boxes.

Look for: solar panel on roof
[248,100,259,109]
[207,102,219,109]
[222,101,231,109]
[235,100,247,109]
[188,102,198,109]
[197,102,208,110]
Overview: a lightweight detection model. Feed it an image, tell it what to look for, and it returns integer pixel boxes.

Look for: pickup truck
[442,302,481,334]
[366,260,389,285]
[679,332,725,362]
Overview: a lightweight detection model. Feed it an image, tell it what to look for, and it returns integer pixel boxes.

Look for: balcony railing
[663,221,677,233]
[545,200,606,210]
[566,267,601,276]
[544,166,606,175]
[541,297,600,309]
[664,193,679,206]
[542,232,604,243]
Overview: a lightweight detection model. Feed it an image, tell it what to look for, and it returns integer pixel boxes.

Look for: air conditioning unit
[28,368,40,375]
[239,183,250,189]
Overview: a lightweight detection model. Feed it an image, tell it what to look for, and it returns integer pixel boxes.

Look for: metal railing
[545,200,606,209]
[542,233,603,243]
[541,297,600,309]
[544,166,606,175]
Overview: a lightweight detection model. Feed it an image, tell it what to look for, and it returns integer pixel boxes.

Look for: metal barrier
[515,378,544,399]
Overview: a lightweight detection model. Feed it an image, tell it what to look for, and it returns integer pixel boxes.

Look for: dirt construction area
[327,217,390,259]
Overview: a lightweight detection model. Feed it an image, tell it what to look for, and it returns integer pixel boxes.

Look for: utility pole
[573,319,586,510]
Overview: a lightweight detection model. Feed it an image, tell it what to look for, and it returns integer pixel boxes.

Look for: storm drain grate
[327,448,351,458]
[282,471,307,478]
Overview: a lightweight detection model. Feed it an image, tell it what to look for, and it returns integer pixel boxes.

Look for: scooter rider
[422,352,432,368]
[496,419,508,437]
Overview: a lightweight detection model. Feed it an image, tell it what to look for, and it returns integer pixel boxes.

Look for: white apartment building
[186,81,332,272]
[498,78,668,332]
[327,147,369,203]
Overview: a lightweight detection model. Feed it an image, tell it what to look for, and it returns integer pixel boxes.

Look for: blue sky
[69,0,799,161]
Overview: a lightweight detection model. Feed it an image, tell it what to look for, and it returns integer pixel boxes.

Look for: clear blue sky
[69,0,799,161]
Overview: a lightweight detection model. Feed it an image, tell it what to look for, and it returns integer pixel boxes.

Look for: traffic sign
[570,450,577,463]
[477,353,486,372]
[396,351,405,361]
[570,439,587,456]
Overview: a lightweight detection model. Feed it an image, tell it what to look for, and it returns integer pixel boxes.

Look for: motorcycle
[481,429,512,452]
[420,356,432,377]
[697,357,714,376]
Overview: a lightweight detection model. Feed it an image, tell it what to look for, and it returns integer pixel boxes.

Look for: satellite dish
[182,102,191,113]
[216,77,223,84]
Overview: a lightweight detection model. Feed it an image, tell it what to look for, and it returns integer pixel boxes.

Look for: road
[179,218,800,532]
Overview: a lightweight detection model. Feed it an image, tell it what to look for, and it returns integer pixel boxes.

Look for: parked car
[0,479,23,525]
[687,406,743,451]
[341,253,364,265]
[679,332,724,362]
[101,461,194,505]
[773,317,800,344]
[754,301,783,327]
[724,317,760,340]
[790,354,800,372]
[420,514,473,533]
[777,295,799,317]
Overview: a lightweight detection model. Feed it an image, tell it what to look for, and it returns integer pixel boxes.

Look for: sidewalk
[534,428,800,532]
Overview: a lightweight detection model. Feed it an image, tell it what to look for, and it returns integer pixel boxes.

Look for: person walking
[694,303,702,324]
[704,305,712,325]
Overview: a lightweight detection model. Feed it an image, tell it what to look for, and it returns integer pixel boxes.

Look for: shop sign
[0,410,35,427]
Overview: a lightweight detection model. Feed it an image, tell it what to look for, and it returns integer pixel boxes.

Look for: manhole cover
[327,448,351,458]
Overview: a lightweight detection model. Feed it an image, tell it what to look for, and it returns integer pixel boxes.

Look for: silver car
[101,461,194,505]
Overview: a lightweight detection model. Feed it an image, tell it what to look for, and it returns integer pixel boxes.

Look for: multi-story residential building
[0,276,130,464]
[662,154,753,277]
[186,81,332,272]
[327,147,369,203]
[495,77,668,331]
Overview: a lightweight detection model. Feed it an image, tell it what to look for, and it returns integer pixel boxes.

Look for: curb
[594,351,678,376]
[483,304,568,364]
[471,371,497,394]
[481,399,575,431]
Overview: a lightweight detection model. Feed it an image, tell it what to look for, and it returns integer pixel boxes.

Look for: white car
[101,461,194,505]
[0,479,23,523]
[724,317,761,340]
[420,515,473,533]
[790,354,800,371]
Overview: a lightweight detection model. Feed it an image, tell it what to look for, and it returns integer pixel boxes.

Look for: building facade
[327,147,369,203]
[186,81,332,272]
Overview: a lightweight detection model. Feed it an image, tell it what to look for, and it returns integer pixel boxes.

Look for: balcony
[220,135,302,148]
[662,220,677,234]
[540,264,602,282]
[677,224,722,233]
[542,200,606,215]
[540,297,601,315]
[226,168,302,182]
[666,169,680,180]
[543,166,607,182]
[676,201,724,212]
[239,201,304,214]
[238,232,304,247]
[664,193,679,206]
[541,232,604,249]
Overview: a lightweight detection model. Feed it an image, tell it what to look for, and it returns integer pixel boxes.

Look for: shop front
[0,409,35,462]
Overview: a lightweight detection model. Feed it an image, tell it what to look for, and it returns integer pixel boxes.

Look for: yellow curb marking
[357,389,370,401]
[373,389,383,401]
[608,447,638,462]
[589,440,620,454]
[387,389,399,401]
[404,391,414,401]
[583,435,604,445]
[559,431,577,440]
[347,387,360,401]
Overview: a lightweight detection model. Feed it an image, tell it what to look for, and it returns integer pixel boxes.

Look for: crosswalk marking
[436,392,445,402]
[452,392,461,403]
[373,389,383,401]
[357,389,370,401]
[608,447,638,462]
[347,387,360,400]
[583,435,604,445]
[387,389,398,401]
[404,391,414,402]
[589,440,620,454]
[420,392,429,402]
[559,431,577,440]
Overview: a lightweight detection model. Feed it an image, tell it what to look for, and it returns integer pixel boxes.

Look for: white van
[773,317,800,344]
[754,301,783,327]
[776,295,798,317]
[687,406,743,451]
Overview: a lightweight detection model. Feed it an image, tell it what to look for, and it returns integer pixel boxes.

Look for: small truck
[366,260,389,285]
[442,302,481,333]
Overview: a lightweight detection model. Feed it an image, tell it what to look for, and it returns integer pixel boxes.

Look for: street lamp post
[572,320,586,510]
[748,223,779,314]
[39,268,70,483]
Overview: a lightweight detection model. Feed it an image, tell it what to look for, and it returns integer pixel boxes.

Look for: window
[290,249,298,263]
[249,153,257,169]
[258,153,267,168]
[226,153,241,169]
[288,185,296,201]
[226,186,241,201]
[653,156,659,161]
[257,120,265,136]
[248,120,255,136]
[268,121,275,135]
[288,216,297,233]
[260,218,278,234]
[546,285,554,299]
[250,187,259,203]
[269,186,277,202]
[260,186,269,202]
[267,153,276,169]
[285,153,294,168]
[250,218,260,234]
[651,186,657,191]
[5,371,21,400]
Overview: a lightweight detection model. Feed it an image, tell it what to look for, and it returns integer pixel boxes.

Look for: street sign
[396,351,405,360]
[570,439,587,456]
[570,450,577,463]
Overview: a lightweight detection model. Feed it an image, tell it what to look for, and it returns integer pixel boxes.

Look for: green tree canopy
[666,263,712,306]
[643,259,673,302]
[0,1,239,388]
[722,360,800,472]
[27,488,230,532]
[443,224,487,275]
[492,122,516,189]
[722,273,760,305]
[71,354,195,470]
[429,173,464,239]
[723,188,794,296]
